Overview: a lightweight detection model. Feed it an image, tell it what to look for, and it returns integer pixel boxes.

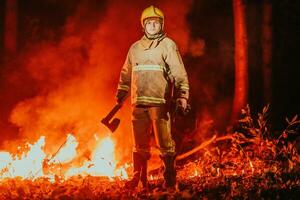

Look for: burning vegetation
[0,105,299,199]
[0,0,299,199]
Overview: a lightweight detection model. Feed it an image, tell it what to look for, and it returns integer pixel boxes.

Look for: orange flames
[0,0,206,185]
[0,0,194,174]
[65,136,128,180]
[0,136,46,180]
[0,134,127,182]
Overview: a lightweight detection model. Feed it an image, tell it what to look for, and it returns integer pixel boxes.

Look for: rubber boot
[140,159,148,188]
[161,154,176,188]
[125,152,149,189]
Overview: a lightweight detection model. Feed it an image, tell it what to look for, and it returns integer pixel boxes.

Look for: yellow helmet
[140,5,164,27]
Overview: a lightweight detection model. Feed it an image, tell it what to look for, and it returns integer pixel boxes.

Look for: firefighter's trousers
[131,105,175,156]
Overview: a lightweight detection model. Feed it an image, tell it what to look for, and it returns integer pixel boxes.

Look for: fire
[49,134,78,165]
[0,136,46,179]
[0,134,127,181]
[65,136,122,179]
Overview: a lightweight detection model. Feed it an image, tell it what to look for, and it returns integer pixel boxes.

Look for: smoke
[1,0,194,161]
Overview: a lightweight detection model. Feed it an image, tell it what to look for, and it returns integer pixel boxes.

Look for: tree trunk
[231,0,248,123]
[4,0,18,58]
[262,0,272,104]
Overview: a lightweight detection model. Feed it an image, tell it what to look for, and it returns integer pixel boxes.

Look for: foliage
[0,105,299,199]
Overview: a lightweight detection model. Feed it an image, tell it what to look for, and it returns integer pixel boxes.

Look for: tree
[262,0,272,104]
[231,0,248,123]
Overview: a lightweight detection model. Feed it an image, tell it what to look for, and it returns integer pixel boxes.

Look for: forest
[0,0,299,199]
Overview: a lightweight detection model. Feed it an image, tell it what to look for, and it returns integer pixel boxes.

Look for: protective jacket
[117,34,189,106]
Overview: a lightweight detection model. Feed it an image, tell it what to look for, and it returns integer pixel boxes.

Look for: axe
[101,103,122,132]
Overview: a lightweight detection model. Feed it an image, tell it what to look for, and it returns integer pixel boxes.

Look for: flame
[249,160,254,174]
[0,136,46,179]
[65,136,118,179]
[194,169,198,177]
[115,166,129,180]
[0,134,127,181]
[50,134,78,164]
[150,175,154,181]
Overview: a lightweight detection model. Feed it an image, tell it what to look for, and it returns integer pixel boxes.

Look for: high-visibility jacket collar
[140,33,166,50]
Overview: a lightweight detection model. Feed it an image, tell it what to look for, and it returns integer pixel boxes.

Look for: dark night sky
[0,0,299,137]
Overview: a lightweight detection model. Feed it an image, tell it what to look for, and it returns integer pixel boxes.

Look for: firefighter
[116,5,189,189]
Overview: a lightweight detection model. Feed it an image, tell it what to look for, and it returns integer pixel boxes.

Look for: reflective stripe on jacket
[118,36,189,106]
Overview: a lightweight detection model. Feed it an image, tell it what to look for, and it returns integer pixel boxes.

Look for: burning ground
[0,105,299,199]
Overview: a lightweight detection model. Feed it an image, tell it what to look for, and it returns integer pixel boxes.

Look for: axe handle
[103,103,122,121]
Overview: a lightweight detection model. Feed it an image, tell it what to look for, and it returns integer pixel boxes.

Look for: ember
[0,106,299,199]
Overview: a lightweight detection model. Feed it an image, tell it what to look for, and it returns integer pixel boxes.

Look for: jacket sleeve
[165,40,189,100]
[116,50,132,99]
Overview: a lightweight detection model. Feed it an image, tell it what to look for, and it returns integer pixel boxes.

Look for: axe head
[101,118,120,133]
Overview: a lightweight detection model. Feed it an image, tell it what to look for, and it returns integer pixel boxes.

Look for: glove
[175,98,191,116]
[116,90,128,104]
[176,97,187,111]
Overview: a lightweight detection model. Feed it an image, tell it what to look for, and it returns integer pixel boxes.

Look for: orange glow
[0,135,127,181]
[1,0,194,165]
